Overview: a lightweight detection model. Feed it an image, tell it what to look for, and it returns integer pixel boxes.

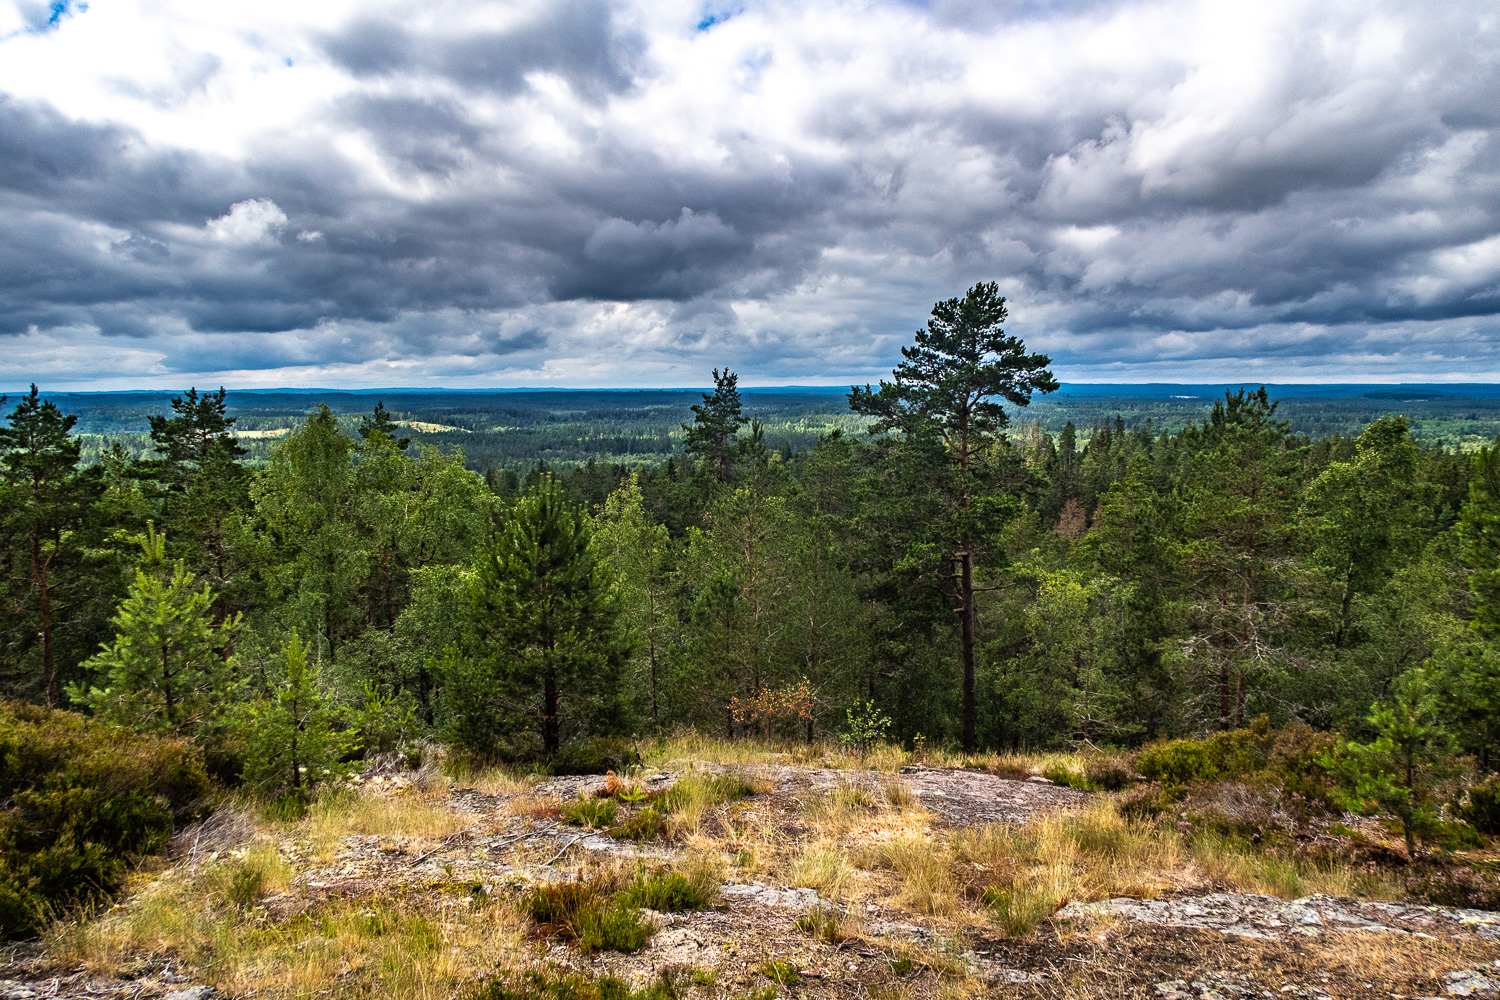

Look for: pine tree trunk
[960,548,977,753]
[543,664,559,755]
[31,529,55,709]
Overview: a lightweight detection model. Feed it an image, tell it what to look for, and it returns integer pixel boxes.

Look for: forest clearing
[7,734,1500,1000]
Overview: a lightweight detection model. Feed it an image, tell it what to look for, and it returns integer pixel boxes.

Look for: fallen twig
[404,828,476,869]
[542,834,583,867]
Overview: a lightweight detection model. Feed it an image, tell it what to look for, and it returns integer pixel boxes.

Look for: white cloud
[206,199,288,245]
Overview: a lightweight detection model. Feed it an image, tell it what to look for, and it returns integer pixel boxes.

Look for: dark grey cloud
[320,0,643,100]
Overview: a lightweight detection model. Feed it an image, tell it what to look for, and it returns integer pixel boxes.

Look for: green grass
[560,797,617,828]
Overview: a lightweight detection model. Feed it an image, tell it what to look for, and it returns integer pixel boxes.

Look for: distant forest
[39,379,1500,476]
[4,284,1500,792]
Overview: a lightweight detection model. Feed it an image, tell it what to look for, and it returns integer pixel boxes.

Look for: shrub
[465,968,672,1000]
[0,701,212,939]
[560,796,617,828]
[838,699,891,758]
[572,900,652,954]
[1457,775,1500,835]
[523,881,601,930]
[1132,719,1335,802]
[617,869,717,912]
[1085,756,1134,792]
[1116,784,1167,820]
[522,880,652,954]
[608,806,666,842]
[549,737,641,776]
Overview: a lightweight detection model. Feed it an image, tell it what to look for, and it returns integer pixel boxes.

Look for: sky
[1,0,1498,389]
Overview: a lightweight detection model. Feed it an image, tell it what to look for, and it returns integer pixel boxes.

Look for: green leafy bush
[0,701,212,939]
[838,699,891,757]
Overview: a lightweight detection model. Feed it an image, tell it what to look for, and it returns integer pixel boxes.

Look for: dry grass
[849,799,1404,937]
[37,738,1448,1000]
[309,787,477,839]
[55,868,525,1000]
[442,759,538,796]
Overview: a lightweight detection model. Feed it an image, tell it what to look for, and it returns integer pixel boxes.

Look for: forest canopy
[0,285,1496,797]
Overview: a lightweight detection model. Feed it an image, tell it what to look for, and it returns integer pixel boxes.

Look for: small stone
[0,982,38,1000]
[165,988,215,1000]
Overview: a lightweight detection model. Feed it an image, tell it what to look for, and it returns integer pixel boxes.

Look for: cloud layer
[1,0,1498,387]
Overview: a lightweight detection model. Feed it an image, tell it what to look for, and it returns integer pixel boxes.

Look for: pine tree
[849,282,1057,751]
[70,525,239,734]
[143,387,252,613]
[683,369,747,483]
[0,386,86,706]
[147,387,247,477]
[243,631,358,796]
[1328,665,1457,857]
[358,400,411,451]
[473,476,628,755]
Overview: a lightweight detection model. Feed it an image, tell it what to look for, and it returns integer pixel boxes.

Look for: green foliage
[242,632,359,796]
[350,681,417,756]
[0,701,211,939]
[616,869,716,912]
[838,699,892,757]
[471,476,629,757]
[1325,665,1459,856]
[759,959,798,985]
[681,368,746,483]
[1457,775,1500,835]
[655,773,760,814]
[560,796,617,828]
[69,525,239,735]
[547,737,641,776]
[521,881,652,954]
[465,967,673,1000]
[1133,719,1335,801]
[608,806,666,841]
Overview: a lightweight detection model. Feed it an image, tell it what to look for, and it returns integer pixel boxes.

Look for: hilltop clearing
[9,742,1500,1000]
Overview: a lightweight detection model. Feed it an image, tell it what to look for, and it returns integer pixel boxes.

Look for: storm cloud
[0,0,1498,387]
